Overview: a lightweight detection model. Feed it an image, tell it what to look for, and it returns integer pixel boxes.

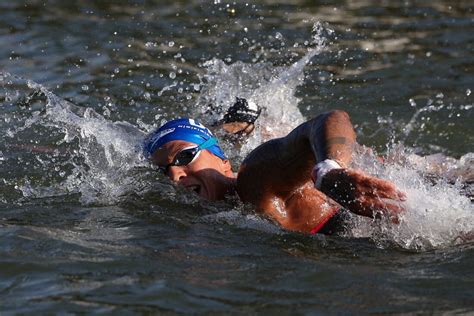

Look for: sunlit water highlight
[1,1,473,313]
[1,23,471,250]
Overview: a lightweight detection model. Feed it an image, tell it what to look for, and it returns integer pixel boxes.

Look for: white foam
[349,145,473,249]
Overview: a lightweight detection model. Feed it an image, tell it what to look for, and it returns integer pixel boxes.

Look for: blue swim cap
[144,118,226,159]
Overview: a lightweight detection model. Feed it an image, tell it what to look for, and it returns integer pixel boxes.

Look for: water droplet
[145,42,155,48]
[436,93,444,99]
[466,89,471,96]
[143,92,151,101]
[114,68,120,74]
[409,98,416,107]
[168,41,175,47]
[103,107,111,117]
[82,85,89,91]
[275,32,283,40]
[169,72,176,79]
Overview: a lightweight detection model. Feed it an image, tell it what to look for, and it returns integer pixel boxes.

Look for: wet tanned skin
[151,140,235,201]
[152,111,406,234]
[237,110,406,232]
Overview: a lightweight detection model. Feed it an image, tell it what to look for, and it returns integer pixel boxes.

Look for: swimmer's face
[150,140,235,200]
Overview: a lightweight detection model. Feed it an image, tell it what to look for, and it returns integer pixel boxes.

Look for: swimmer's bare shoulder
[236,112,344,232]
[236,110,407,231]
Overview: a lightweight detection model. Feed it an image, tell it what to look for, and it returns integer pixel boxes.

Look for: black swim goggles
[158,137,218,174]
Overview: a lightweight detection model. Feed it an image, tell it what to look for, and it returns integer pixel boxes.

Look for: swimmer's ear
[221,159,233,175]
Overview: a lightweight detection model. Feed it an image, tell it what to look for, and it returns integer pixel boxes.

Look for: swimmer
[143,110,406,234]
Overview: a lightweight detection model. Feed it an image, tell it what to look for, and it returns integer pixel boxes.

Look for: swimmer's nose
[168,166,187,182]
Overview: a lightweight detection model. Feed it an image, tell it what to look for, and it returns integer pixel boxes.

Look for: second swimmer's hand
[317,168,407,222]
[222,121,255,135]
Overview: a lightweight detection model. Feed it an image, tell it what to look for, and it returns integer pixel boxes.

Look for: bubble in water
[409,98,416,107]
[467,89,471,96]
[169,72,176,79]
[168,41,175,47]
[82,85,89,91]
[275,32,283,40]
[143,92,151,101]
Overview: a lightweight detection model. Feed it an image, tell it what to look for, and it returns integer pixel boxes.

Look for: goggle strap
[197,137,217,150]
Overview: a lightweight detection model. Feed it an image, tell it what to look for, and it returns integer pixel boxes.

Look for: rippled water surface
[1,1,473,314]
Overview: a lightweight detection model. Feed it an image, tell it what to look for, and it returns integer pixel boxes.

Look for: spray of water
[1,72,148,205]
[1,21,472,250]
[348,144,473,249]
[194,22,332,157]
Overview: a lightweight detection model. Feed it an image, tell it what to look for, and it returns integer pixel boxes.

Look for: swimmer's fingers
[361,176,406,201]
[353,171,406,201]
[353,196,404,223]
[321,168,406,220]
[222,121,255,135]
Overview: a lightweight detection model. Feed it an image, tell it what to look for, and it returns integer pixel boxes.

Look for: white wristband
[312,159,342,189]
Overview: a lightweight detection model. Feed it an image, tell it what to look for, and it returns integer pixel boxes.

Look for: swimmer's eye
[156,137,217,175]
[157,147,201,175]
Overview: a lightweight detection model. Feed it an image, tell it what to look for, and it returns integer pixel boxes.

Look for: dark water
[1,0,473,314]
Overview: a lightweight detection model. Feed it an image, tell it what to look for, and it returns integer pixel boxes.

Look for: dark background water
[1,0,473,314]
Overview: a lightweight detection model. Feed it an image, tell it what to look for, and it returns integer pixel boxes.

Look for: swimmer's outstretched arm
[237,110,405,224]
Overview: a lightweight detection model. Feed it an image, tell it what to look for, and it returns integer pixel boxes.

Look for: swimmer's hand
[221,97,261,136]
[317,168,407,222]
[222,121,255,135]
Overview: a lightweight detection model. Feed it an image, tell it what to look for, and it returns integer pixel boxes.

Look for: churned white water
[349,146,473,249]
[1,22,472,250]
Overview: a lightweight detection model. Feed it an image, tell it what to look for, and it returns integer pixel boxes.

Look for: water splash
[1,72,148,205]
[194,22,332,158]
[1,20,472,251]
[349,145,473,249]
